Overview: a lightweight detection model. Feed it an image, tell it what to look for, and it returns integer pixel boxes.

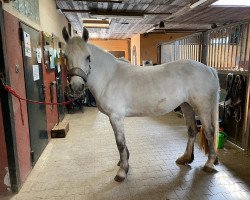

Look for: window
[12,0,40,23]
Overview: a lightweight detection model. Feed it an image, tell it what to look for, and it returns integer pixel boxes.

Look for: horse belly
[125,96,181,117]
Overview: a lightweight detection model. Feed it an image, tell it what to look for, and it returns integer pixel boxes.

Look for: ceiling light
[90,11,144,19]
[212,0,250,6]
[73,0,122,2]
[83,19,110,28]
[190,0,209,9]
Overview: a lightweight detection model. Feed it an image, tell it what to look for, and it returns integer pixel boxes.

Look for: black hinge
[30,150,35,165]
[19,27,24,42]
[0,72,5,86]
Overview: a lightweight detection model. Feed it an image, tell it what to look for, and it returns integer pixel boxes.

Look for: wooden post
[201,32,208,65]
[242,54,250,150]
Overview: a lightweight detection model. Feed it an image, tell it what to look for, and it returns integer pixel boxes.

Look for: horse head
[62,27,91,95]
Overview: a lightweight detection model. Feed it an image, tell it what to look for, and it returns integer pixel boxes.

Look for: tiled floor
[1,107,250,200]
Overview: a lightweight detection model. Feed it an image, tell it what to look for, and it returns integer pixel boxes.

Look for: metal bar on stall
[183,39,187,59]
[222,28,228,71]
[192,36,195,60]
[242,52,250,148]
[211,32,215,67]
[181,40,184,59]
[198,35,200,62]
[199,34,203,62]
[189,37,191,59]
[207,33,211,66]
[218,29,223,70]
[230,26,236,70]
[212,32,216,68]
[239,24,245,71]
[235,24,241,70]
[215,31,219,69]
[243,23,249,70]
[227,27,232,70]
[194,36,196,61]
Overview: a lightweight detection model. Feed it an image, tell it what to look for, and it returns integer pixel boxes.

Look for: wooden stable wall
[41,34,59,138]
[140,33,189,65]
[0,0,70,193]
[131,33,190,66]
[3,11,31,185]
[2,0,69,139]
[89,39,130,60]
[0,102,9,193]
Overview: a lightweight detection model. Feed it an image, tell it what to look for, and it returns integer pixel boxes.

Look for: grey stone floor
[1,107,250,200]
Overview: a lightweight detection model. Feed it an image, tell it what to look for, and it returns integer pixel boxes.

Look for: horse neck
[87,44,117,99]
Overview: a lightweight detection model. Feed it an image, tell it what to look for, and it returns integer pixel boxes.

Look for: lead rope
[2,83,81,126]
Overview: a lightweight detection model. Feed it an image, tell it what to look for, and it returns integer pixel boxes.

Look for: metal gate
[160,32,203,63]
[159,20,250,149]
[20,23,48,165]
[206,22,250,148]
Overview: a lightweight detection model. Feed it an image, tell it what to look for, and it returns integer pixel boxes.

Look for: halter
[67,65,91,83]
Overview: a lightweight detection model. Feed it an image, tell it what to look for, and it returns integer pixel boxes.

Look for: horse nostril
[82,84,84,90]
[69,83,73,91]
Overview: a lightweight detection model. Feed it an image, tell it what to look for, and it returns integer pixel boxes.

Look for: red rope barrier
[3,84,81,125]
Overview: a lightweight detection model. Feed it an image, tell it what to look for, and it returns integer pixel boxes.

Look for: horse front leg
[109,115,129,182]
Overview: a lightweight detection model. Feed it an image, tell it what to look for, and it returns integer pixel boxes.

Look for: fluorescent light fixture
[190,0,209,9]
[90,11,144,19]
[83,19,110,28]
[73,0,122,2]
[212,0,250,6]
[146,27,155,33]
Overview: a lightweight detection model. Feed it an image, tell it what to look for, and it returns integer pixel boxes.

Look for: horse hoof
[176,158,185,165]
[175,158,185,165]
[187,157,194,164]
[114,175,125,182]
[176,157,192,165]
[203,166,217,173]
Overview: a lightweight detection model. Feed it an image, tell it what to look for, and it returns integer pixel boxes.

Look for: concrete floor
[1,107,250,200]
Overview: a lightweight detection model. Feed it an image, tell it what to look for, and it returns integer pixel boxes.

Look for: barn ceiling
[56,0,250,39]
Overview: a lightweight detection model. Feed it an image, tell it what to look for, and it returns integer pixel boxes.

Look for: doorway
[20,22,48,165]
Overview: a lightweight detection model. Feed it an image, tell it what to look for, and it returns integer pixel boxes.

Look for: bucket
[217,131,227,149]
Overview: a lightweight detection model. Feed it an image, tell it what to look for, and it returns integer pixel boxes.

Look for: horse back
[99,59,218,117]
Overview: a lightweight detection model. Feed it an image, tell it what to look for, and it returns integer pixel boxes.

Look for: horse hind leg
[109,115,129,182]
[197,104,218,172]
[176,103,198,165]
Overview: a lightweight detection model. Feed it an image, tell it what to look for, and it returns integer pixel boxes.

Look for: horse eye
[87,55,91,62]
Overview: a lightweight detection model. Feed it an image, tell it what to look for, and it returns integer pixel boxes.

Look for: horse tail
[199,67,220,154]
[199,126,209,154]
[211,68,220,154]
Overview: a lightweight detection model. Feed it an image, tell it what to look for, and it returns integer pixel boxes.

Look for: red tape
[3,84,80,126]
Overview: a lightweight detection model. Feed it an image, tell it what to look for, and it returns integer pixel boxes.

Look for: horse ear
[62,27,69,42]
[82,27,89,42]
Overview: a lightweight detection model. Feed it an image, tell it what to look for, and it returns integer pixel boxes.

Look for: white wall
[2,0,69,42]
[39,0,69,42]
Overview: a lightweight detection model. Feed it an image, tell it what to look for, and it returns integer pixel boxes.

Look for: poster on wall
[36,47,42,63]
[32,65,40,81]
[23,31,32,57]
[49,47,55,69]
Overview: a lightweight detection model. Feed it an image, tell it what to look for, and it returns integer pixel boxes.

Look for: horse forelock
[65,37,88,57]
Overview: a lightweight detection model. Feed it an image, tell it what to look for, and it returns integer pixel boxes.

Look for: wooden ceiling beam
[72,0,123,2]
[164,0,217,21]
[60,9,172,16]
